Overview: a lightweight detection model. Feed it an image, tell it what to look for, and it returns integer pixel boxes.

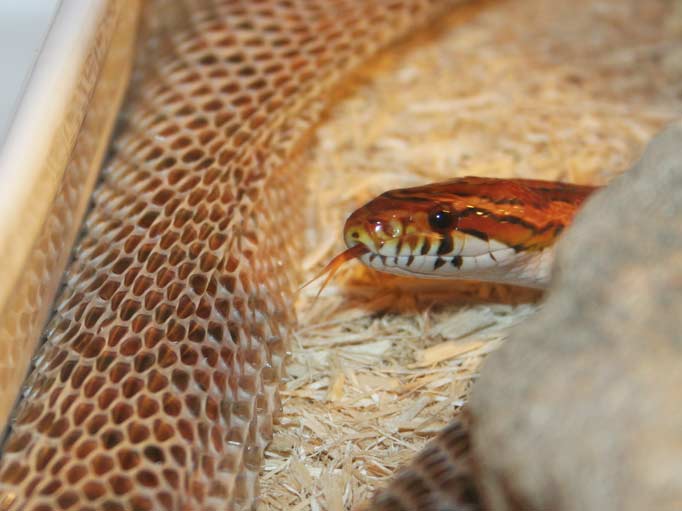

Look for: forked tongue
[300,244,369,298]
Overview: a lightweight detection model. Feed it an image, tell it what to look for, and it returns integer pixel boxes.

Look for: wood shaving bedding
[259,0,682,509]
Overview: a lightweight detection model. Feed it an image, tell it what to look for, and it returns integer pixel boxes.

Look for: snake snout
[344,205,408,255]
[343,221,404,256]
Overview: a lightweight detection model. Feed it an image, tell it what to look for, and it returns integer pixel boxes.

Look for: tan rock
[470,123,682,511]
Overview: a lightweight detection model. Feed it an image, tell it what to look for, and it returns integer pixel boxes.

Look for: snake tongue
[300,243,369,297]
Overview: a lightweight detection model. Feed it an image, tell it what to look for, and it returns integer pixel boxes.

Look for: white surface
[0,0,111,307]
[0,0,61,147]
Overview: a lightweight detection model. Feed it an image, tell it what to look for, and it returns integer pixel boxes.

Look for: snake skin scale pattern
[368,421,479,511]
[0,1,459,510]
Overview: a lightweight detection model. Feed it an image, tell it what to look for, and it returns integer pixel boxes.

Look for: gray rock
[469,123,682,511]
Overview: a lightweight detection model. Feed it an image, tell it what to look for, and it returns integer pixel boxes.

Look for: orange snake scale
[0,1,457,510]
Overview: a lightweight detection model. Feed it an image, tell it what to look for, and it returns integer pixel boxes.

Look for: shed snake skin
[0,1,596,510]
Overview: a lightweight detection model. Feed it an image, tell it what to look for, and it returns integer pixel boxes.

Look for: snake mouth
[306,232,549,292]
[360,250,509,277]
[345,230,543,284]
[358,249,550,288]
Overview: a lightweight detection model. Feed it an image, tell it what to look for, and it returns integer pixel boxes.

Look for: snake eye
[428,209,456,230]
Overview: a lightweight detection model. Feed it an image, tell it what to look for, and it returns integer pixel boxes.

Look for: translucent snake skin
[0,1,466,510]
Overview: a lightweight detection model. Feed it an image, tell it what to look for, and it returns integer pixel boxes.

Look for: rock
[469,123,682,510]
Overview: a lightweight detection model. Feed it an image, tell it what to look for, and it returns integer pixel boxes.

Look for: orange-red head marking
[327,176,597,289]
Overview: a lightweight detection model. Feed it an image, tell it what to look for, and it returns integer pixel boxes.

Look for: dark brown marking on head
[436,236,453,256]
[433,258,446,270]
[458,208,542,233]
[383,192,433,202]
[420,239,431,256]
[412,189,527,207]
[451,255,463,269]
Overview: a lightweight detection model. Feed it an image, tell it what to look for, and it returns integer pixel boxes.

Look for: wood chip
[414,339,486,367]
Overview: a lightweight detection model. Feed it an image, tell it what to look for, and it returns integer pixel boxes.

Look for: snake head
[309,177,594,291]
[338,177,590,287]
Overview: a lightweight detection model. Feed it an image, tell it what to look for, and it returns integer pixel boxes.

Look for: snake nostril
[344,227,366,249]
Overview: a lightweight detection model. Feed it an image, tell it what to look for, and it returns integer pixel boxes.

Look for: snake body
[0,2,455,510]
